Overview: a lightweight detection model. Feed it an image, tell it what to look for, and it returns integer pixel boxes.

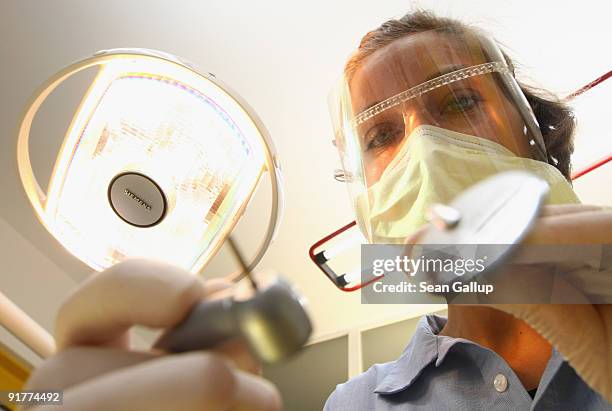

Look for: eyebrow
[357,64,468,114]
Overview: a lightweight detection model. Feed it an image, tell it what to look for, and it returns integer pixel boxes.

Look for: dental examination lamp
[10,48,311,361]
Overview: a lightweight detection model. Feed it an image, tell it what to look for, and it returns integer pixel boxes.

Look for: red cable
[565,70,612,179]
[572,154,612,180]
[564,70,612,101]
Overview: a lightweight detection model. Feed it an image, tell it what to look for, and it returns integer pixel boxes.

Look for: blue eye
[441,92,482,114]
[364,123,403,151]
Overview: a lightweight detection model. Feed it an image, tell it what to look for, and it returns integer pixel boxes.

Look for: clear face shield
[330,30,555,244]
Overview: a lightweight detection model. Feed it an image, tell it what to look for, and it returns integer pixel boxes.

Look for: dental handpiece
[154,237,312,363]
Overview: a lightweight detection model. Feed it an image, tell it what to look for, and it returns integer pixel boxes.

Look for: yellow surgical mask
[358,125,580,244]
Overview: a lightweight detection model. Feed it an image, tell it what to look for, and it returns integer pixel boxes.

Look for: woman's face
[348,31,534,185]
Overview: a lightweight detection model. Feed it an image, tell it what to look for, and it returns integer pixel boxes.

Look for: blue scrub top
[324,314,611,410]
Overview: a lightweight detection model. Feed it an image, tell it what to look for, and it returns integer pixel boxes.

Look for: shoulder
[323,361,395,411]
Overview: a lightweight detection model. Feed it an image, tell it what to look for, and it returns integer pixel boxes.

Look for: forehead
[349,30,490,113]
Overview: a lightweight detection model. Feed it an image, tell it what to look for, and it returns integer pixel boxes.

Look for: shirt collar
[374,314,566,396]
[374,314,446,395]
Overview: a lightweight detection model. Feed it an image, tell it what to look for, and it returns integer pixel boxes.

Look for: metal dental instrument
[410,171,550,287]
[226,236,259,292]
[155,236,312,363]
[311,171,550,291]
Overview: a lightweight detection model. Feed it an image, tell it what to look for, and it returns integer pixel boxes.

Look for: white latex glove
[489,205,612,403]
[406,204,612,401]
[20,259,282,411]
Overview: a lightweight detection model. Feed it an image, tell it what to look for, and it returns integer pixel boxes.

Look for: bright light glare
[41,56,266,272]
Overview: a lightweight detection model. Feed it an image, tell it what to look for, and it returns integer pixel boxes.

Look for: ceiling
[1,0,610,364]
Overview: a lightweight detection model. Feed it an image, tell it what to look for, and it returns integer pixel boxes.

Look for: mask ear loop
[564,70,612,180]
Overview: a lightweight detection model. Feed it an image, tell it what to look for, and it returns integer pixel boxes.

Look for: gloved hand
[19,259,282,411]
[488,205,612,403]
[406,204,612,401]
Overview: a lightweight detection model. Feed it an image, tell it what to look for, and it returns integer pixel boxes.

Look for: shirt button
[493,373,508,392]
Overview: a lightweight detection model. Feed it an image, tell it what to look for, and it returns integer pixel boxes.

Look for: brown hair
[345,10,575,179]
